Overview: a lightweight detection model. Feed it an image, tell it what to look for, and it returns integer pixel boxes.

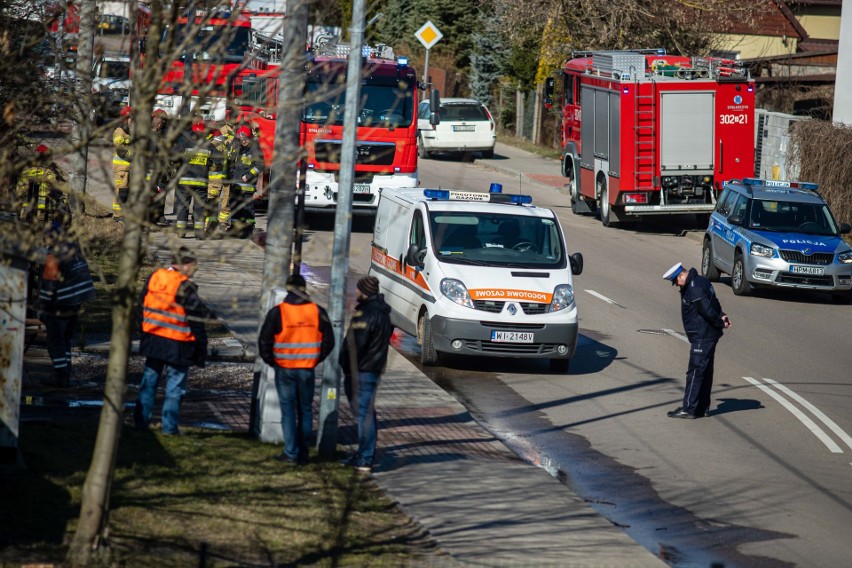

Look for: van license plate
[353,184,372,194]
[453,125,475,132]
[790,265,824,275]
[491,331,534,343]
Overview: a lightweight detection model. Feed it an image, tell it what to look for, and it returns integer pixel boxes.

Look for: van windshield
[428,212,565,268]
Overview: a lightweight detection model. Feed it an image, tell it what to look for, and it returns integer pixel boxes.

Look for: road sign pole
[423,48,430,100]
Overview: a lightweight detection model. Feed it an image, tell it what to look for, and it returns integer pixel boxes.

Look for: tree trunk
[67,0,97,214]
[515,88,525,139]
[532,83,543,145]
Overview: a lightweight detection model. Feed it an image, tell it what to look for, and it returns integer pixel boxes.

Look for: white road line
[585,289,618,305]
[663,328,689,343]
[763,378,852,453]
[743,377,843,454]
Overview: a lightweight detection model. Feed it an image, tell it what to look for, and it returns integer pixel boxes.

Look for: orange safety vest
[142,268,196,342]
[272,302,322,369]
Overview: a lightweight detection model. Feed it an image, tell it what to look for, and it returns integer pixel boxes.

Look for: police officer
[173,121,211,239]
[113,106,133,222]
[135,247,208,435]
[229,125,263,239]
[37,227,97,387]
[258,274,335,465]
[663,262,732,419]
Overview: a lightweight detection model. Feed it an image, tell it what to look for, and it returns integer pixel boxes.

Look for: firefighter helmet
[152,108,167,118]
[36,144,49,154]
[192,121,206,133]
[120,106,133,117]
[236,125,252,138]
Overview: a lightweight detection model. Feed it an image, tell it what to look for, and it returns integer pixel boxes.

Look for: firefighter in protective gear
[147,108,171,227]
[229,125,263,238]
[15,144,69,226]
[135,247,209,435]
[206,129,229,235]
[113,105,133,221]
[173,121,211,239]
[216,123,236,231]
[258,274,334,464]
[37,229,97,387]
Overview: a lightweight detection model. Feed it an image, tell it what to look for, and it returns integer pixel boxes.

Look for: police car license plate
[353,184,372,194]
[491,331,534,343]
[790,265,824,275]
[453,125,475,132]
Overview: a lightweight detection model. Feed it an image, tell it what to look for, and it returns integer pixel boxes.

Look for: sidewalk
[28,142,665,566]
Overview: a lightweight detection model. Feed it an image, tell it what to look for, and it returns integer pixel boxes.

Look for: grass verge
[1,419,435,566]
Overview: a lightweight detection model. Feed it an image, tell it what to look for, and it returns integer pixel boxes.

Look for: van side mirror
[570,252,583,275]
[544,77,555,109]
[429,88,441,127]
[728,214,743,226]
[406,243,425,268]
[840,222,851,234]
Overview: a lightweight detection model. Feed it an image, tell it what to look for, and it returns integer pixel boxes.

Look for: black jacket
[339,294,394,375]
[257,292,335,368]
[138,270,209,367]
[38,244,96,317]
[680,268,726,343]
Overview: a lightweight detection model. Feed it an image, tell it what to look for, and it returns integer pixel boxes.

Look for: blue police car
[701,177,852,302]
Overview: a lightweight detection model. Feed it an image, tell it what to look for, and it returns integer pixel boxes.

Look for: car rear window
[441,104,488,121]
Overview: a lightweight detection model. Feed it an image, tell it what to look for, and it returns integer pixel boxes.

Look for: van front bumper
[431,315,578,359]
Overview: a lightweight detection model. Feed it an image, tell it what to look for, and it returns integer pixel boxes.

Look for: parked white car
[417,97,496,159]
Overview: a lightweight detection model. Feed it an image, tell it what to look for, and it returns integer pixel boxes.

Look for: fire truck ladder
[633,77,657,191]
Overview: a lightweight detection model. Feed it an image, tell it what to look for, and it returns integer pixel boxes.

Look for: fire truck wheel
[701,239,721,282]
[417,135,431,159]
[599,178,617,227]
[731,254,753,296]
[565,158,581,215]
[419,313,440,366]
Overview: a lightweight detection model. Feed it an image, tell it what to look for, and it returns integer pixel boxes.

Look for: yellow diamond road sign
[415,21,443,50]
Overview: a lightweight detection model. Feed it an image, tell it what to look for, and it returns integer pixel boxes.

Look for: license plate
[453,124,475,132]
[790,265,824,275]
[353,184,372,194]
[491,331,534,343]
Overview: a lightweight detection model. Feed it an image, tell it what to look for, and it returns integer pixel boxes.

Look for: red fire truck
[298,40,419,213]
[545,49,755,227]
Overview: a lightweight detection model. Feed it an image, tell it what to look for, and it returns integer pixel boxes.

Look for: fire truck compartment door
[580,86,620,171]
[660,91,714,172]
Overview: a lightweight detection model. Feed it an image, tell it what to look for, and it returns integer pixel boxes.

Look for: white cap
[663,262,685,284]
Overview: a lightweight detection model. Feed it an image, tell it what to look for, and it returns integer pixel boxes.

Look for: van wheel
[731,254,753,296]
[419,314,440,366]
[549,358,570,373]
[701,240,721,282]
[417,135,431,159]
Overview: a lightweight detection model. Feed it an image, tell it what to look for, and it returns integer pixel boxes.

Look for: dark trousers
[683,339,718,416]
[175,184,207,232]
[229,187,255,238]
[45,311,79,386]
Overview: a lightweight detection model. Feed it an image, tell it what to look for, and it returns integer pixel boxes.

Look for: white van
[370,186,583,372]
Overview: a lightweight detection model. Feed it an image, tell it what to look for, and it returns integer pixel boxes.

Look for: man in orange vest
[258,274,334,465]
[134,247,208,435]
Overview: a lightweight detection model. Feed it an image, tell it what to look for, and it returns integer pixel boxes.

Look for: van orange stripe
[469,288,552,303]
[371,246,431,291]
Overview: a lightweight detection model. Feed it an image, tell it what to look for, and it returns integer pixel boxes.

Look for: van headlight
[838,250,852,264]
[549,284,575,312]
[440,278,474,309]
[750,243,775,258]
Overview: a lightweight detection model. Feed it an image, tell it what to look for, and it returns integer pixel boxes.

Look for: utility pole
[67,0,97,214]
[316,0,367,458]
[250,0,309,438]
[833,1,852,125]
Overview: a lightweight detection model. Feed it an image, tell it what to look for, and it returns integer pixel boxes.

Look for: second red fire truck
[545,49,755,227]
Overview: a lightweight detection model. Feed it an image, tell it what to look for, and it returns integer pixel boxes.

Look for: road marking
[743,377,843,454]
[763,378,852,452]
[584,289,626,308]
[663,328,689,343]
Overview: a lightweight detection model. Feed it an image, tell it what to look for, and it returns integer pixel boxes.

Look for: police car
[701,177,852,302]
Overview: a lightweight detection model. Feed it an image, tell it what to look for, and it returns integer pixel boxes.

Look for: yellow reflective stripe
[179,180,208,187]
[210,173,225,179]
[113,158,131,165]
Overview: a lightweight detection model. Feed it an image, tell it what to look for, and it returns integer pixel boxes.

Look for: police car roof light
[741,177,819,192]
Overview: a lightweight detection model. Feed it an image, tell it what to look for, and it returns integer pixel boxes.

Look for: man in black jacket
[663,263,732,419]
[339,276,394,473]
[258,274,334,465]
[134,248,209,435]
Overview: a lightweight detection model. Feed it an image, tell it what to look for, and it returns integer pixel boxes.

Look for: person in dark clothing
[134,247,209,435]
[37,229,97,387]
[258,274,335,465]
[173,122,211,239]
[663,263,731,419]
[228,125,263,238]
[147,108,171,227]
[339,276,394,473]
